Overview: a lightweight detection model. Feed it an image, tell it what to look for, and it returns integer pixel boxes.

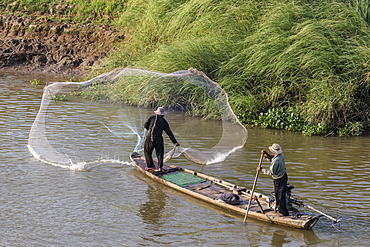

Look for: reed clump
[108,0,370,136]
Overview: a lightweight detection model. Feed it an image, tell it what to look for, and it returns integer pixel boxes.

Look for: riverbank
[0,13,124,78]
[1,0,369,136]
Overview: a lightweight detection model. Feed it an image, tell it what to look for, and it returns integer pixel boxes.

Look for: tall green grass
[103,0,369,135]
[350,0,370,24]
[220,2,370,110]
[100,0,265,75]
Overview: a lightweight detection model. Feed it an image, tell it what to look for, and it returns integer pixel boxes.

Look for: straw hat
[154,107,167,115]
[269,143,282,154]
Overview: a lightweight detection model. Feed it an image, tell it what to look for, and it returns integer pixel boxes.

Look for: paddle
[243,152,264,224]
[290,197,341,223]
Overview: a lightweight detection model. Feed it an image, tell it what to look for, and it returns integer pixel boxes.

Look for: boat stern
[303,215,321,229]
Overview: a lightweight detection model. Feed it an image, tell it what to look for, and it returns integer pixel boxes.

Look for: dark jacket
[144,115,177,143]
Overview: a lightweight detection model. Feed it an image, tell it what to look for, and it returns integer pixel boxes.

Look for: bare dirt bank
[0,13,124,77]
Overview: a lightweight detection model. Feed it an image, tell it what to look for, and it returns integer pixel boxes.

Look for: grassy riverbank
[2,0,370,135]
[0,0,125,23]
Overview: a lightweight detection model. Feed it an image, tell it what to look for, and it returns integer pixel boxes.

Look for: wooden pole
[243,152,264,224]
[305,204,340,222]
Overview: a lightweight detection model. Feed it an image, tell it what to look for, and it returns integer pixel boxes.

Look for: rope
[170,145,179,159]
[163,146,179,163]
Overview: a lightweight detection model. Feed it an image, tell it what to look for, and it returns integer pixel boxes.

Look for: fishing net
[28,67,248,170]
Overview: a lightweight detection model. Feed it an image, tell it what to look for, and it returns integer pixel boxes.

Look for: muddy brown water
[1,72,369,246]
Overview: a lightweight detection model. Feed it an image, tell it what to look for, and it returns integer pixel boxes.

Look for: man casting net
[28,67,248,170]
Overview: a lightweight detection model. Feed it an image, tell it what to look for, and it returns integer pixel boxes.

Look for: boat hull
[130,152,320,229]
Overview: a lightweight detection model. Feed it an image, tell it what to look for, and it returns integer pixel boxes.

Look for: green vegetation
[0,0,126,23]
[2,0,370,135]
[29,79,40,85]
[52,94,67,101]
[72,75,220,119]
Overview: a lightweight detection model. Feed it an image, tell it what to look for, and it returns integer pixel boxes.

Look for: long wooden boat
[130,152,320,229]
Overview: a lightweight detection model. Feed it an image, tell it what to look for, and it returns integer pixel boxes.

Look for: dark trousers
[273,173,289,216]
[144,137,164,169]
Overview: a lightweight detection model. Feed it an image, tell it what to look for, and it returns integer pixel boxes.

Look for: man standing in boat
[257,143,289,216]
[144,107,180,172]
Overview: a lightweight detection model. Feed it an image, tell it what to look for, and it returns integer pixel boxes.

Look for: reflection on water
[139,184,168,231]
[271,230,291,246]
[270,228,320,247]
[1,72,370,246]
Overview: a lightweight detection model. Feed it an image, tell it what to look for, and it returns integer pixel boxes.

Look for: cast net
[28,67,248,170]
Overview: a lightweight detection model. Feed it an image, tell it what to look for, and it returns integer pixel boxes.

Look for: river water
[1,72,369,246]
